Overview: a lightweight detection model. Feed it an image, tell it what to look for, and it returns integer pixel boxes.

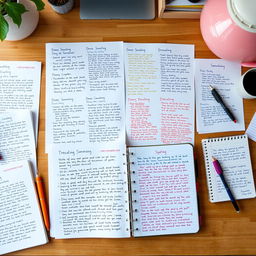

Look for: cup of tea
[238,68,256,99]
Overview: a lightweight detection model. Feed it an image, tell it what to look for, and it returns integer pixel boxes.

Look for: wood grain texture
[1,1,256,255]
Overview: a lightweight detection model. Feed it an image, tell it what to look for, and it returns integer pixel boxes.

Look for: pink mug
[200,0,256,67]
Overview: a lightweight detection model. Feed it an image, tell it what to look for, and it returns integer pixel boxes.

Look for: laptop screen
[80,0,155,20]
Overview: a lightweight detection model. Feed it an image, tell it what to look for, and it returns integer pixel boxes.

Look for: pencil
[36,175,50,231]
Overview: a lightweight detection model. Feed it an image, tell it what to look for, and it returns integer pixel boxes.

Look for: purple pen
[212,157,240,213]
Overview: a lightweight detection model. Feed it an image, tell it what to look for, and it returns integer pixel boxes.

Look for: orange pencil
[35,175,50,232]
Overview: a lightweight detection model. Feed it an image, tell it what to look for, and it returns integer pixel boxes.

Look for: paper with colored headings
[128,144,199,237]
[124,43,195,146]
[48,143,130,239]
[0,61,41,142]
[246,112,256,142]
[0,111,37,176]
[48,142,199,239]
[195,59,244,134]
[46,42,198,239]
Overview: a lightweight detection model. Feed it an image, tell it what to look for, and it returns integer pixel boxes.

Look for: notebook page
[49,144,130,238]
[0,161,48,255]
[128,144,199,237]
[202,135,256,203]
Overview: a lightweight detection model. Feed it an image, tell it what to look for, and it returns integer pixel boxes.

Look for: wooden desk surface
[1,2,256,256]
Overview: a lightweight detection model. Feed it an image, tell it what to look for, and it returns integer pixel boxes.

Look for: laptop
[80,0,155,20]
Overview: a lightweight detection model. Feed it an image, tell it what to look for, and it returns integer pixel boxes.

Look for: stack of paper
[0,61,47,254]
[165,0,206,12]
[0,61,41,174]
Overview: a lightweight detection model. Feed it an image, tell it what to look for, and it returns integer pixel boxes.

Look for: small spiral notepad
[202,135,256,203]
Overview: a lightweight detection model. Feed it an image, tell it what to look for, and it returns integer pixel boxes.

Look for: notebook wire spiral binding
[127,150,140,235]
[122,151,132,233]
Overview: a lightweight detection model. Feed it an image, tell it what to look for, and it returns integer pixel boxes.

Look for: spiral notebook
[128,144,199,237]
[49,143,199,238]
[202,135,256,203]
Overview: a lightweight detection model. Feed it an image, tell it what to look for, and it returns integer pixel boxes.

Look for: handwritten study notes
[195,59,245,134]
[0,111,37,175]
[45,42,197,238]
[202,135,256,203]
[48,144,199,238]
[0,161,48,255]
[246,112,256,142]
[128,144,199,237]
[124,43,195,146]
[0,61,41,142]
[45,42,125,152]
[46,42,195,152]
[48,144,130,238]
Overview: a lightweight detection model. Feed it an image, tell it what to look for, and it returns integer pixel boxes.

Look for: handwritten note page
[246,112,256,142]
[202,135,256,203]
[0,112,37,175]
[0,61,41,142]
[46,42,125,152]
[195,59,244,133]
[48,144,130,238]
[129,144,199,237]
[0,161,48,255]
[124,43,195,146]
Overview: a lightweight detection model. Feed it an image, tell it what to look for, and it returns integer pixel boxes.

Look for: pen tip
[237,210,240,213]
[212,156,216,161]
[209,85,213,90]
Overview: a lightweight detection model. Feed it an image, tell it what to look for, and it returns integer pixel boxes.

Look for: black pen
[209,85,237,123]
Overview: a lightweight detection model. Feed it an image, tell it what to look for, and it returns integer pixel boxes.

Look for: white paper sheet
[124,43,195,146]
[195,59,245,134]
[46,42,125,152]
[0,161,48,255]
[0,61,41,143]
[246,112,256,142]
[0,111,37,176]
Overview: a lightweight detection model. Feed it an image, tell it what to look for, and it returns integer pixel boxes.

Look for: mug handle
[242,62,256,68]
